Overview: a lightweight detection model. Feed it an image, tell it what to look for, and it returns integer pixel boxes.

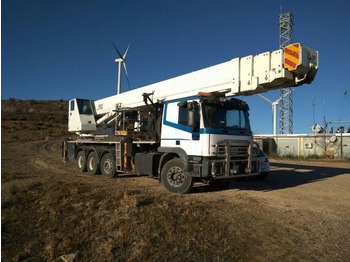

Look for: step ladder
[115,142,122,172]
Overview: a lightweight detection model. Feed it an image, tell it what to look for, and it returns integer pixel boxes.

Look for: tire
[100,153,116,178]
[76,151,87,172]
[161,158,194,194]
[256,172,269,179]
[87,151,101,175]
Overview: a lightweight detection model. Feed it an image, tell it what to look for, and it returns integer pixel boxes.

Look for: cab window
[77,99,93,115]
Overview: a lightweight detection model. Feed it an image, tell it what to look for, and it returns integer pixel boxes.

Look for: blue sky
[2,0,350,134]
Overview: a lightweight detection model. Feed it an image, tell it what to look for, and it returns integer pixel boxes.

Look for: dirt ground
[2,139,350,261]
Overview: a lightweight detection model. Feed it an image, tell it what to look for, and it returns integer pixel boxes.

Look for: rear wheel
[100,153,116,178]
[87,151,101,175]
[76,151,87,172]
[161,158,194,194]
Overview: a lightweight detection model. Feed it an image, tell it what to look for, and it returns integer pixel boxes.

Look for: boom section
[94,43,318,115]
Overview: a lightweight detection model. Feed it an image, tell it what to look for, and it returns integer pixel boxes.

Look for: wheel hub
[88,158,95,170]
[103,159,112,173]
[167,167,185,187]
[78,156,83,168]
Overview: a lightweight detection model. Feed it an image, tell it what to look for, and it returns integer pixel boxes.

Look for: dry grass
[36,187,243,261]
[2,178,42,203]
[1,169,244,261]
[1,99,69,143]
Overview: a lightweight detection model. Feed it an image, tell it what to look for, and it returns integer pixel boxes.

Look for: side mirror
[188,107,195,129]
[187,102,198,130]
[177,100,198,130]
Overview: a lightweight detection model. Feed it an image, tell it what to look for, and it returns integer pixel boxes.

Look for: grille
[216,141,250,158]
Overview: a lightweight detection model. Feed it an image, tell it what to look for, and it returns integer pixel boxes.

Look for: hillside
[1,99,69,143]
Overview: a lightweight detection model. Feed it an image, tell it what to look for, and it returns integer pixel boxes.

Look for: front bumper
[201,140,261,179]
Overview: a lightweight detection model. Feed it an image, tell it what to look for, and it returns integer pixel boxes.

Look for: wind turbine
[112,42,130,94]
[258,90,291,135]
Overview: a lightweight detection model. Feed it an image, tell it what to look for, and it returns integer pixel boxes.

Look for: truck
[62,43,318,193]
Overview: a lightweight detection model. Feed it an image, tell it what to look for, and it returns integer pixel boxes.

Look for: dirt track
[2,140,350,261]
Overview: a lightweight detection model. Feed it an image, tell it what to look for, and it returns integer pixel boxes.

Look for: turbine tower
[113,42,130,95]
[279,12,294,134]
[258,90,291,135]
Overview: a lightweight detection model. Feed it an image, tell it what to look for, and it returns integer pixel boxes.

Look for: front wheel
[161,158,194,194]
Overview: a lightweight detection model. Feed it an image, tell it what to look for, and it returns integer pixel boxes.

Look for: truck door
[161,100,202,156]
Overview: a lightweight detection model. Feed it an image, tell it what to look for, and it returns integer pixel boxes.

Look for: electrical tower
[279,12,294,134]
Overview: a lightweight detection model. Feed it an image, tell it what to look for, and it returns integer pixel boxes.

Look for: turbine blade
[123,63,131,90]
[112,42,123,59]
[123,62,128,77]
[257,94,272,104]
[123,43,130,60]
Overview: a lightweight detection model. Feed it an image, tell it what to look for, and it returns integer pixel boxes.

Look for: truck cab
[153,92,260,193]
[68,99,96,133]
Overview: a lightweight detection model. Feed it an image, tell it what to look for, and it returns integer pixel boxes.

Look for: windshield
[77,99,93,115]
[202,100,251,131]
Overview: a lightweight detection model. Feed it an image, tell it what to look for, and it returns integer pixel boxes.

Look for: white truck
[62,43,318,193]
